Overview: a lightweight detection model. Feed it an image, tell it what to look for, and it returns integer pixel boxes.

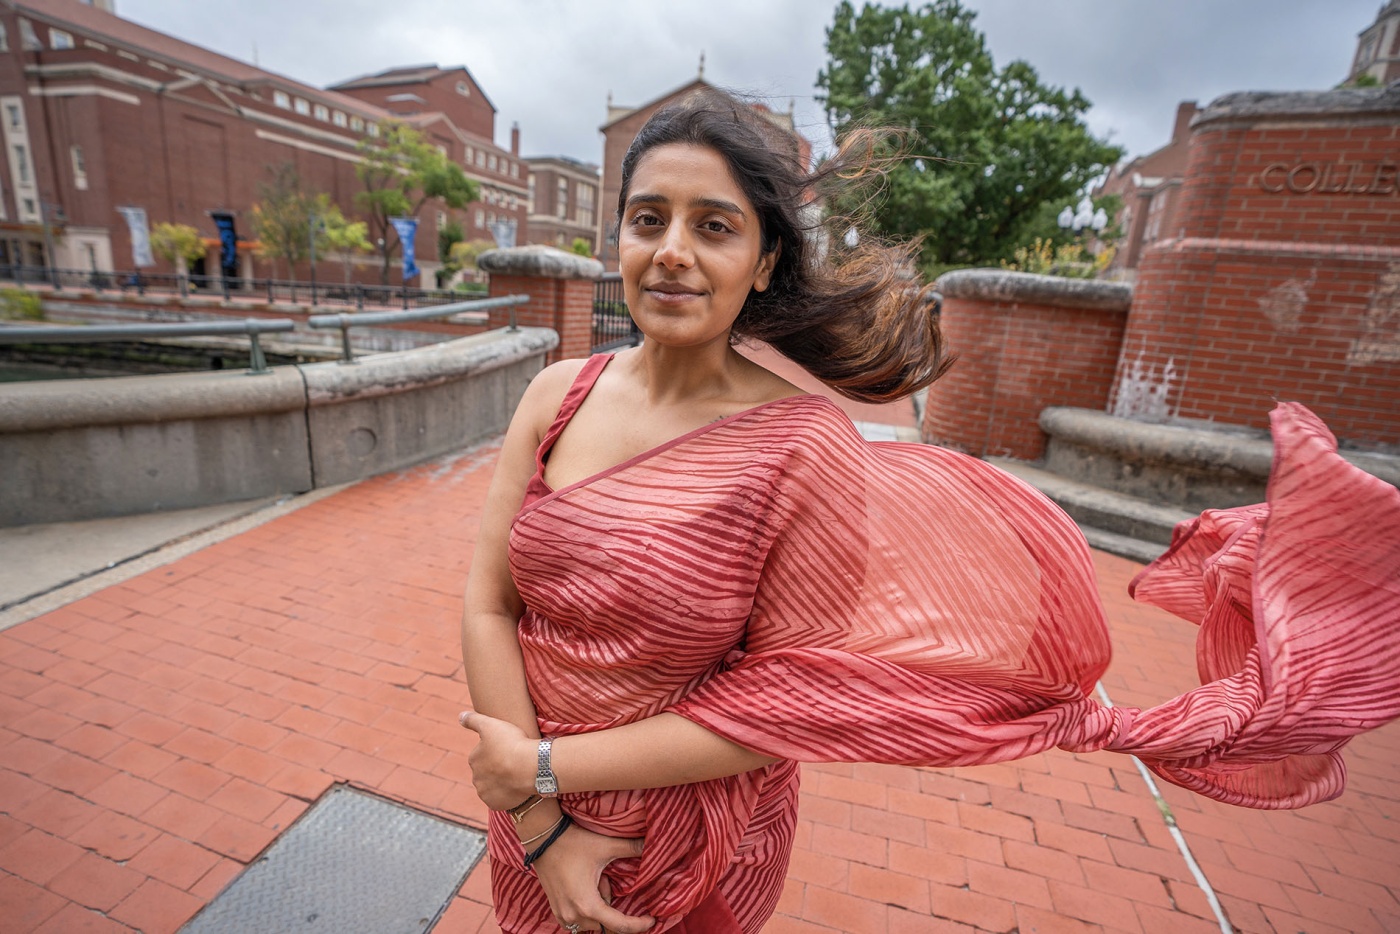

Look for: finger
[607,836,645,862]
[457,710,479,732]
[592,904,654,934]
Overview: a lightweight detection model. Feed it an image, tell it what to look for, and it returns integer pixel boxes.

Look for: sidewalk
[1,440,1396,932]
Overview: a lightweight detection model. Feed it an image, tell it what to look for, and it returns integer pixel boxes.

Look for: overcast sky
[117,0,1380,167]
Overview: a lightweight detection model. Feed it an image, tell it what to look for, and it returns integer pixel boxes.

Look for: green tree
[569,237,593,257]
[249,164,323,280]
[355,123,479,283]
[436,218,465,287]
[322,215,373,284]
[150,222,206,275]
[816,0,1123,271]
[448,238,496,276]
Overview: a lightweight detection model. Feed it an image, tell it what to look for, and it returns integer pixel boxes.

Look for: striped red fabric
[488,356,1400,933]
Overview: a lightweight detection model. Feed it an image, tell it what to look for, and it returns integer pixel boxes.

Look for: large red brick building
[522,155,599,255]
[0,0,527,284]
[1095,102,1198,276]
[596,76,812,270]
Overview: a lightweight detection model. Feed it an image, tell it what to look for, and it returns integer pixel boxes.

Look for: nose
[653,223,694,270]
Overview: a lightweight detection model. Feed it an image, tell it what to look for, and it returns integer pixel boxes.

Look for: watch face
[536,774,559,796]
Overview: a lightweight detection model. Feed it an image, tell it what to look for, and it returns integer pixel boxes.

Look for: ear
[753,243,781,293]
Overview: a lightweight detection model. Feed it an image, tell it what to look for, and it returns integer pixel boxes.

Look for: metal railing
[0,317,296,374]
[0,264,488,311]
[308,294,529,363]
[592,272,639,353]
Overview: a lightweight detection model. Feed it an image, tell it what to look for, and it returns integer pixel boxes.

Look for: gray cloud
[117,0,1380,167]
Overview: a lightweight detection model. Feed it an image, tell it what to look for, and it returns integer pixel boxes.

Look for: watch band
[535,737,559,797]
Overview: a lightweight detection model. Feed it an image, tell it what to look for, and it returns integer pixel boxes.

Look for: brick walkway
[1,441,1396,932]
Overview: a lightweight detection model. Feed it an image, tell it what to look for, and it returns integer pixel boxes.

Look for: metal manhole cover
[180,785,487,934]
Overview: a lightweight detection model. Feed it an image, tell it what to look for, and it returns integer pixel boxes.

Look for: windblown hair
[616,91,953,403]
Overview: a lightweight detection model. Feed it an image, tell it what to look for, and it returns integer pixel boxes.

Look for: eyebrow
[624,193,747,217]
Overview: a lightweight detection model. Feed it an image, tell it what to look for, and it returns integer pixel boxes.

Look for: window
[0,24,9,52]
[456,80,471,97]
[437,144,448,157]
[488,154,497,171]
[23,197,35,216]
[293,98,310,116]
[13,145,29,185]
[578,184,595,229]
[474,208,483,226]
[273,90,291,109]
[367,123,380,138]
[313,104,329,121]
[332,110,347,127]
[49,29,74,50]
[511,163,519,178]
[527,177,535,212]
[557,178,568,219]
[487,212,495,225]
[6,104,20,130]
[350,116,364,131]
[19,18,40,50]
[71,145,87,190]
[465,145,473,163]
[475,151,485,168]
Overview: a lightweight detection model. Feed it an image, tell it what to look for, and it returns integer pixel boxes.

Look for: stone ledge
[1040,407,1400,487]
[478,244,604,280]
[1195,86,1400,128]
[936,269,1133,313]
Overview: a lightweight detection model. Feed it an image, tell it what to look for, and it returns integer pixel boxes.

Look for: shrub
[0,288,43,320]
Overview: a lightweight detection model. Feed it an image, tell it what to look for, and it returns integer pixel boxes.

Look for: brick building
[0,0,525,285]
[330,65,528,256]
[522,155,599,255]
[1350,0,1400,85]
[596,75,812,269]
[1095,102,1199,276]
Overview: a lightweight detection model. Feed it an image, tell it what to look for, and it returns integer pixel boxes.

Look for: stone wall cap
[936,268,1133,312]
[1040,406,1400,487]
[1194,86,1400,128]
[478,245,605,280]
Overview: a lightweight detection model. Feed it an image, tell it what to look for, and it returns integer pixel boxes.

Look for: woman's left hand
[458,709,542,809]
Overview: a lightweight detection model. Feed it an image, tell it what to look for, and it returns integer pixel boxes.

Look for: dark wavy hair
[616,90,952,403]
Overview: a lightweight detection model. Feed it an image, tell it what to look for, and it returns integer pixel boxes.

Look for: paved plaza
[1,374,1397,933]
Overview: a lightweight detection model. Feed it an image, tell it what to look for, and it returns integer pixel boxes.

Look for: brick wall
[486,273,593,363]
[1115,94,1400,450]
[923,280,1130,461]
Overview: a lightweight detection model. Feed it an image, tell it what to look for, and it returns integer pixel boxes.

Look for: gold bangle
[509,795,545,825]
[518,813,567,848]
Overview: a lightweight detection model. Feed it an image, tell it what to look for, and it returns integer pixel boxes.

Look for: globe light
[1091,207,1108,232]
[1057,206,1075,229]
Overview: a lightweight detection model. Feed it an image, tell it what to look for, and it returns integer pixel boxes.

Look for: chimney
[1172,101,1199,144]
[510,122,520,156]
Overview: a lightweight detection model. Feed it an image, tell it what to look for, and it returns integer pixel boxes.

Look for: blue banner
[210,211,238,280]
[390,216,419,283]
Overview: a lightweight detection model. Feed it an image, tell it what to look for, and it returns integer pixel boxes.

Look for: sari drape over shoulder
[489,355,1400,933]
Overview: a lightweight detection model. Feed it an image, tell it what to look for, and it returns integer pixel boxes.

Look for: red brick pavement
[1,443,1396,933]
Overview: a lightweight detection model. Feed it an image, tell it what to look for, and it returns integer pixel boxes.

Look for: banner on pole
[488,218,517,250]
[390,216,419,283]
[116,206,154,267]
[210,211,239,280]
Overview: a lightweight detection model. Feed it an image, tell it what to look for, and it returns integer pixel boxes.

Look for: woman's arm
[460,709,779,809]
[461,362,655,934]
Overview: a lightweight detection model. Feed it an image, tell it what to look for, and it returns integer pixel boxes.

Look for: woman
[460,94,1400,934]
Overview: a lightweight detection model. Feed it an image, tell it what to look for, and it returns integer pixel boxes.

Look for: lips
[644,282,704,296]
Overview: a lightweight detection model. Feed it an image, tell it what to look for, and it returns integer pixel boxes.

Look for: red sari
[487,354,1400,933]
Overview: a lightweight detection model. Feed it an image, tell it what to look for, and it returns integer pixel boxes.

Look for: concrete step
[986,457,1194,560]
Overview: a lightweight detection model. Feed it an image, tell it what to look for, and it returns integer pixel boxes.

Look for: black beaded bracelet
[522,814,573,870]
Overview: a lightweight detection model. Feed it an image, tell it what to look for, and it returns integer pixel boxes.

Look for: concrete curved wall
[0,327,558,527]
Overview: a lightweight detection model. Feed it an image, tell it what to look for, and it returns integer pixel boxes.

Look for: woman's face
[618,144,777,349]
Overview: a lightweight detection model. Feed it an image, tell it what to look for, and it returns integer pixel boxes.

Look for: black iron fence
[592,272,639,353]
[0,264,488,311]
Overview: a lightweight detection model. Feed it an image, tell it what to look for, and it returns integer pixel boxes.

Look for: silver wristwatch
[535,738,559,797]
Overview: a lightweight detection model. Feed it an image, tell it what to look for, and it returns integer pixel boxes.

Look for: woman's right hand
[532,823,654,934]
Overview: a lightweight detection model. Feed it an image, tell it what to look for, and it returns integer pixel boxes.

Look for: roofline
[329,63,497,114]
[599,77,712,131]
